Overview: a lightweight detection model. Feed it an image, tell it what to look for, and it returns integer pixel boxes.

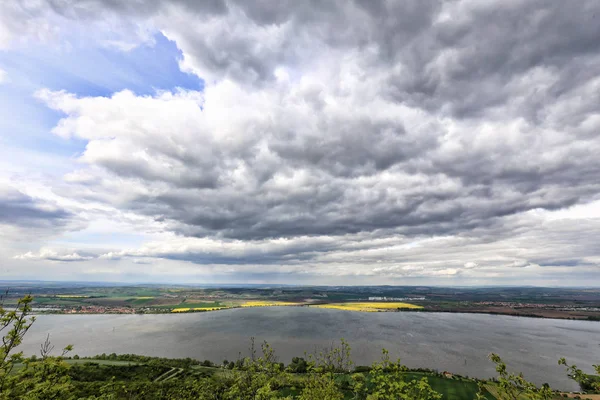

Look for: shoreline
[31,304,600,322]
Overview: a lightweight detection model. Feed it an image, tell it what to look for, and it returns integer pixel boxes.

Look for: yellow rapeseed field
[171,307,229,313]
[311,302,423,312]
[240,301,299,307]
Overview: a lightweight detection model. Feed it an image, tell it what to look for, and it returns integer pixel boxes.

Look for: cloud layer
[2,0,600,284]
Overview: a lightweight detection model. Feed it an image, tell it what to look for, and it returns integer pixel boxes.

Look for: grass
[311,302,423,312]
[483,384,529,399]
[202,367,490,400]
[276,372,493,400]
[240,301,301,307]
[33,297,87,306]
[151,301,224,309]
[126,297,156,305]
[86,297,131,304]
[192,365,222,375]
[65,359,140,366]
[11,359,140,374]
[404,373,495,400]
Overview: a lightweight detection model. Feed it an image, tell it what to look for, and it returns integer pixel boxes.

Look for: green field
[32,297,88,306]
[8,284,597,322]
[484,384,530,400]
[66,359,140,366]
[406,373,495,400]
[11,358,140,374]
[27,293,229,311]
[196,368,496,400]
[152,301,224,309]
[125,297,156,305]
[191,365,222,374]
[275,371,495,400]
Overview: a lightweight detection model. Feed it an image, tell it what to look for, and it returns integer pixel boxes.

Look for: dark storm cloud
[356,2,600,121]
[45,0,228,19]
[29,0,600,249]
[0,189,74,230]
[150,250,317,265]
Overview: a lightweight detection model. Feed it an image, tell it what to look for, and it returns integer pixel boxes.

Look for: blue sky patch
[0,32,202,159]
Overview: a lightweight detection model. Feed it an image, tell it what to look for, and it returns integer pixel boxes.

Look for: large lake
[20,308,600,390]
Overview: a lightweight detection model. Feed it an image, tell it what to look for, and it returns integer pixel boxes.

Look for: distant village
[367,296,426,301]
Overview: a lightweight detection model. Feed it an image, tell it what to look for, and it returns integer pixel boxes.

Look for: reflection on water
[20,307,600,390]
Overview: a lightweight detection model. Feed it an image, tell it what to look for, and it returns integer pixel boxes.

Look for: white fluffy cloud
[14,248,94,262]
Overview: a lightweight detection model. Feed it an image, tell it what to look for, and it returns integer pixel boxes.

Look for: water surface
[20,308,600,390]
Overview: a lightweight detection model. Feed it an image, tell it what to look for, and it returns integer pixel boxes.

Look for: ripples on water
[20,308,600,390]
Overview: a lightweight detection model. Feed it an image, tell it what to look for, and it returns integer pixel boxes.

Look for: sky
[1,1,600,286]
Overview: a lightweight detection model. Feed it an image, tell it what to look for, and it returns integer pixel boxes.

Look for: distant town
[4,282,600,321]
